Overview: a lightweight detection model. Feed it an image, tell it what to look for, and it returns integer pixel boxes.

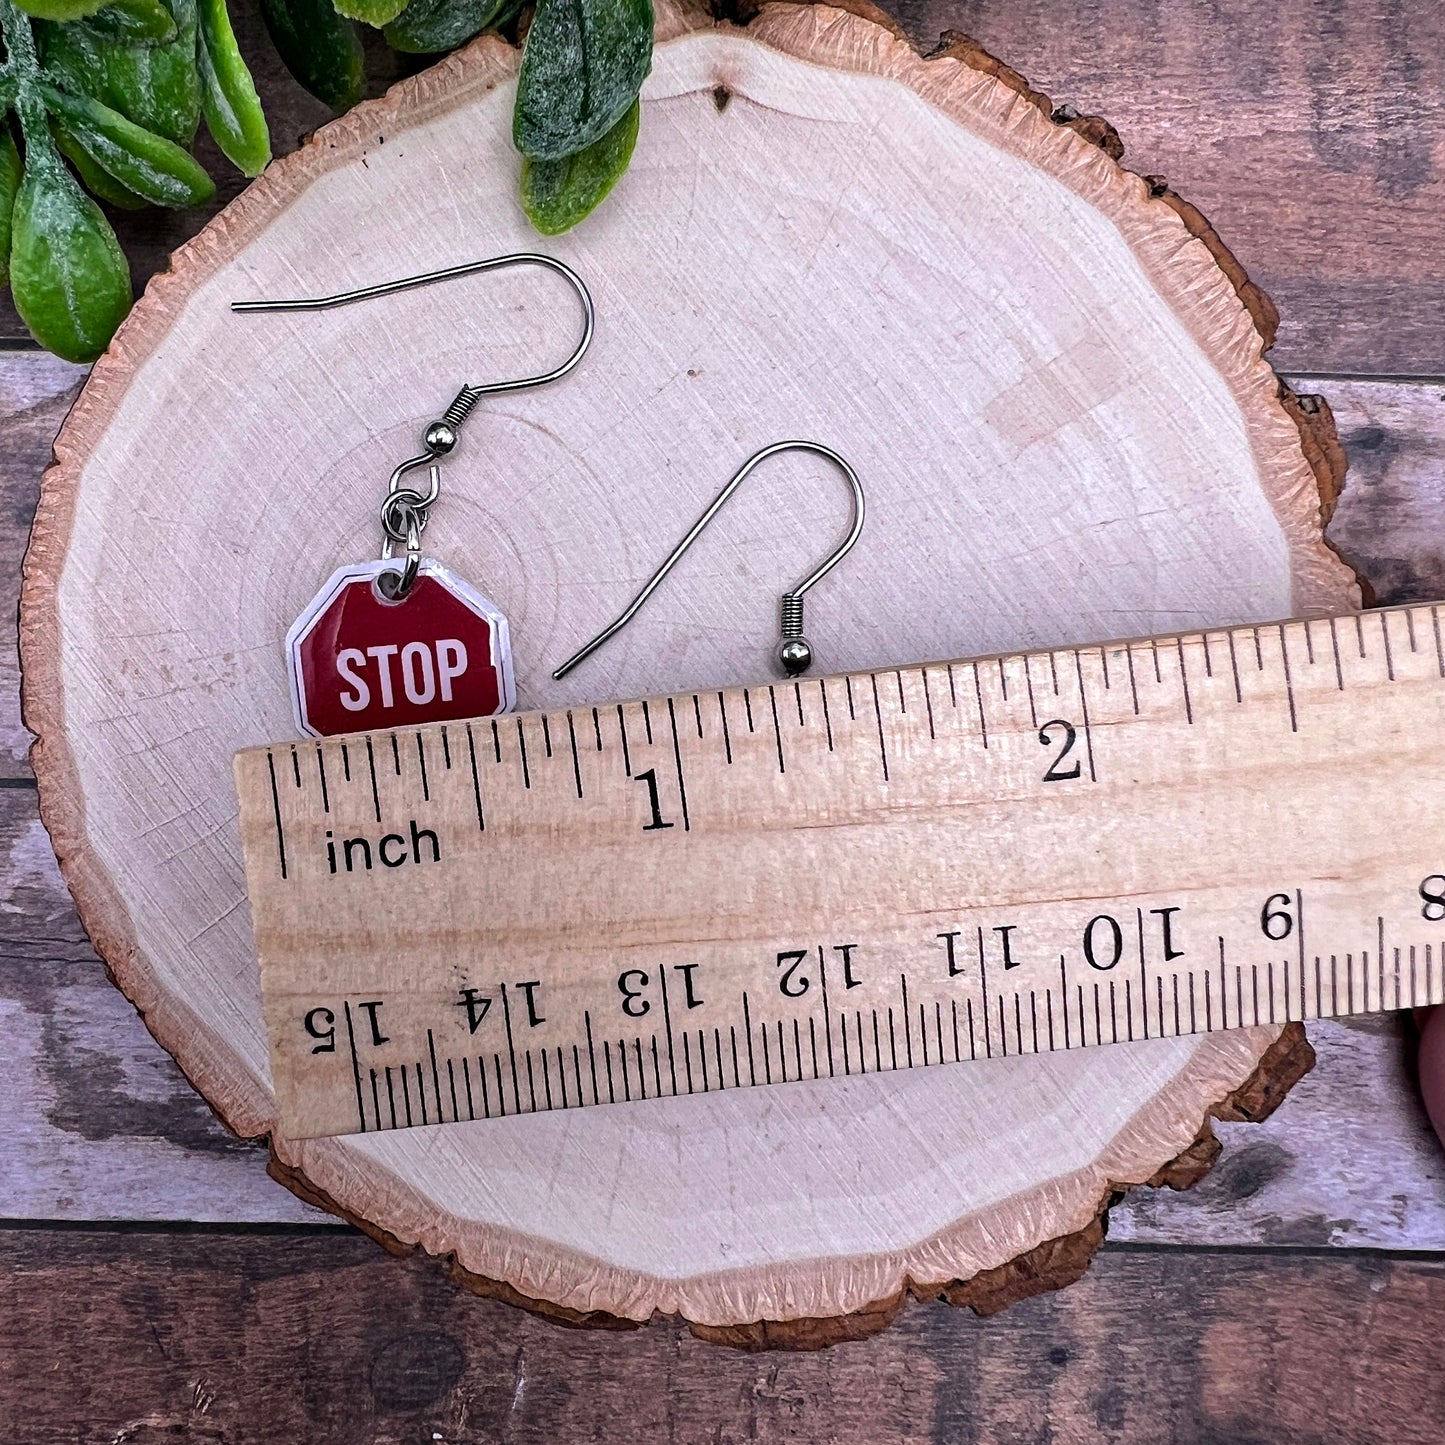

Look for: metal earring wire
[553,440,866,682]
[233,254,596,599]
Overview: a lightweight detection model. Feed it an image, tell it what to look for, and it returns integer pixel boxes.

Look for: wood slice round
[21,0,1355,1343]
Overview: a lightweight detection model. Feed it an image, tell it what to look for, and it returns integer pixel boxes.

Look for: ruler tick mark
[428,1030,443,1122]
[900,974,914,1067]
[364,738,382,822]
[870,674,890,781]
[617,706,632,777]
[291,747,301,789]
[819,948,835,1076]
[1074,651,1098,780]
[342,1002,364,1132]
[659,962,679,1096]
[266,752,288,880]
[584,1012,600,1105]
[416,734,429,801]
[667,698,691,828]
[1278,625,1298,732]
[717,693,733,764]
[819,679,835,751]
[1176,638,1193,725]
[390,734,401,777]
[567,712,583,799]
[516,719,531,789]
[743,993,757,1085]
[1327,616,1344,689]
[500,984,522,1115]
[466,724,484,831]
[768,687,786,774]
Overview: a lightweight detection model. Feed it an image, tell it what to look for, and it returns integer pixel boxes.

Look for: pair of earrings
[236,254,866,738]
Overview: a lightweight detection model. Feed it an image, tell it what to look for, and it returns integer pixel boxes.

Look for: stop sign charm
[236,251,596,738]
[287,559,515,738]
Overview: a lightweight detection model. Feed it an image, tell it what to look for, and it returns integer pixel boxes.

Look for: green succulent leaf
[79,0,178,44]
[9,160,132,362]
[0,127,22,287]
[51,120,150,207]
[383,0,515,54]
[195,0,271,175]
[514,0,652,161]
[258,0,362,111]
[39,0,202,146]
[521,95,635,234]
[39,80,214,206]
[330,0,407,30]
[8,0,108,24]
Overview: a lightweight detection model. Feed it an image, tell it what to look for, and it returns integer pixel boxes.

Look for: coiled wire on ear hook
[233,254,595,599]
[553,440,866,681]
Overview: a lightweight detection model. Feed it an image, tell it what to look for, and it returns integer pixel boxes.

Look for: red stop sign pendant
[286,559,515,737]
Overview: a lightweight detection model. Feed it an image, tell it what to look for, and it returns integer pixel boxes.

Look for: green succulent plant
[0,0,651,358]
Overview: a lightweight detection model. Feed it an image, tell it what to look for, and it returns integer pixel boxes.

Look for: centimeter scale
[237,602,1445,1142]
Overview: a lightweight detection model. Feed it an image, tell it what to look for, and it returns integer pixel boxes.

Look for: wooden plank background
[2,0,1443,1438]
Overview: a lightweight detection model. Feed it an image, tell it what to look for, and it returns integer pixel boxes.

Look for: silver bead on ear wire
[553,440,865,681]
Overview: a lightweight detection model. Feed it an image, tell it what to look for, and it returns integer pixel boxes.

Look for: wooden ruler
[237,603,1445,1142]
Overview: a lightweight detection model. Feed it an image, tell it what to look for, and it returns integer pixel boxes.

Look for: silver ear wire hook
[553,440,866,682]
[233,254,595,599]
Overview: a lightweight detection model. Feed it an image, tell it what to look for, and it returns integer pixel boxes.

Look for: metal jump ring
[378,498,423,600]
[380,489,430,547]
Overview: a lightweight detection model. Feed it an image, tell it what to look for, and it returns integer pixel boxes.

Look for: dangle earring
[553,440,865,682]
[234,255,595,738]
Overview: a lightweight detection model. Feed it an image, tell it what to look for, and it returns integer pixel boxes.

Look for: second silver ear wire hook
[233,254,596,599]
[553,440,866,682]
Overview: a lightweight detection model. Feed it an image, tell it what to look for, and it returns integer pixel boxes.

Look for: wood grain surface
[22,0,1368,1332]
[3,0,1440,376]
[2,1230,1443,1442]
